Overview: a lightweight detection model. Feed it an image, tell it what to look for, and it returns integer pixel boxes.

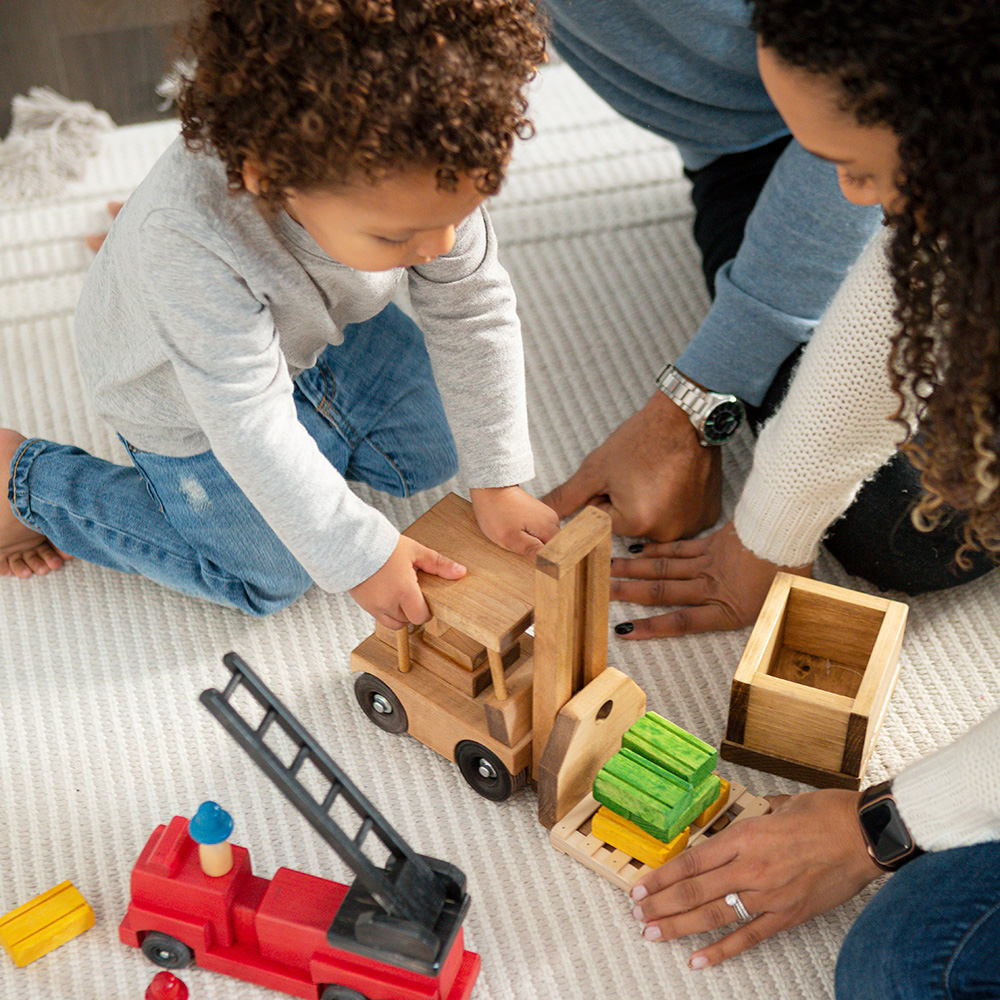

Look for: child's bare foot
[0,429,72,578]
[85,200,125,253]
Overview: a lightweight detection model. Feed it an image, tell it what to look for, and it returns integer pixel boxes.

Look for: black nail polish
[628,543,644,553]
[614,622,634,635]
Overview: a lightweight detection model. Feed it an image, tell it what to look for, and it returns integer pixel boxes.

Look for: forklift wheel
[321,987,370,1000]
[354,674,409,734]
[140,932,194,969]
[455,741,523,801]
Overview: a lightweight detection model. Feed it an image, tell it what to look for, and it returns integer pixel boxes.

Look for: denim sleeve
[675,141,882,406]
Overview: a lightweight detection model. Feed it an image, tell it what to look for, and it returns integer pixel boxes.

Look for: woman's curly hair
[177,0,546,201]
[752,0,1000,567]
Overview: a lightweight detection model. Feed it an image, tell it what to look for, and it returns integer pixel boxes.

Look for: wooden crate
[720,573,908,789]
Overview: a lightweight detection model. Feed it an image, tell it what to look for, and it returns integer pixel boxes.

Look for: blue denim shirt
[546,0,881,404]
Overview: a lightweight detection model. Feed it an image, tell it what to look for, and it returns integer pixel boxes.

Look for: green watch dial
[702,400,744,444]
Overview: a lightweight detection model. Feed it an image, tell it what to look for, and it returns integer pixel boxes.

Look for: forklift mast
[200,652,469,973]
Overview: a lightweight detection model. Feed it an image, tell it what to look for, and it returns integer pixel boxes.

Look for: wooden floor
[0,0,193,135]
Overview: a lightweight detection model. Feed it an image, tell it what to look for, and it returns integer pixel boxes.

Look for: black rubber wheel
[354,673,408,734]
[140,932,194,969]
[320,987,370,1000]
[455,740,521,801]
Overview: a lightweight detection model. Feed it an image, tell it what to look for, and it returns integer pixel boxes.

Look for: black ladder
[200,652,469,974]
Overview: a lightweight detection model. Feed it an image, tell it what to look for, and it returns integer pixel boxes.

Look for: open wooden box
[720,573,908,789]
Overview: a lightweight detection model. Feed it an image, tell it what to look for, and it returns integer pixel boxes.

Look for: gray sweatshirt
[74,137,534,592]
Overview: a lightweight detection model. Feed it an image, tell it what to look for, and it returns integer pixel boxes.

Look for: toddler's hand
[349,535,465,629]
[470,485,560,559]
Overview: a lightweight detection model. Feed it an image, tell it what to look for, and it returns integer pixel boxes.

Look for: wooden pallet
[550,782,771,892]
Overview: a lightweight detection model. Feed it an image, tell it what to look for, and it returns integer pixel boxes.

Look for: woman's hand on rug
[609,520,811,637]
[543,391,721,542]
[629,789,884,967]
[471,484,560,559]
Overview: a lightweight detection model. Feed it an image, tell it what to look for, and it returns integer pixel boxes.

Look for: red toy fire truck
[120,653,480,1000]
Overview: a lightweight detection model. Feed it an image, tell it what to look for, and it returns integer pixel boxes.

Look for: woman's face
[757,43,903,214]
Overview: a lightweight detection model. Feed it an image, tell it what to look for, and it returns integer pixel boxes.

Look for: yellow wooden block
[691,777,731,828]
[591,806,689,869]
[0,880,95,967]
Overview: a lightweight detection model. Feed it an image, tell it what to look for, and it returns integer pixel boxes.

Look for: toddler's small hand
[470,485,560,559]
[349,535,465,629]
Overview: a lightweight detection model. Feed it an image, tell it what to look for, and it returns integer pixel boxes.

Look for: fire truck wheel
[140,932,194,969]
[320,987,370,1000]
[354,674,408,734]
[455,741,520,801]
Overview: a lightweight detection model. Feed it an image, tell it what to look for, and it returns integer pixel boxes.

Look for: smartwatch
[655,364,745,446]
[857,780,925,871]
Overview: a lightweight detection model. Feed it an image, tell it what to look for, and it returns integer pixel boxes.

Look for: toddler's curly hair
[177,0,546,202]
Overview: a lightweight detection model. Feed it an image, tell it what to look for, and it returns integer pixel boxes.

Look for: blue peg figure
[189,800,234,877]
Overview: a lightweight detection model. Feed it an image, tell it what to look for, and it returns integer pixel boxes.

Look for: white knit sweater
[734,227,905,568]
[732,227,1000,851]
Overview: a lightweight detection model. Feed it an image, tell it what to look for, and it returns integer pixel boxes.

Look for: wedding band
[725,891,752,922]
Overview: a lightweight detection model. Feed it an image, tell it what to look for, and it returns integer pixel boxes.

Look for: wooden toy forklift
[350,492,649,827]
[350,493,769,893]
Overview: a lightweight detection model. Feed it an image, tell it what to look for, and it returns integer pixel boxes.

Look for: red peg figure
[188,800,235,877]
[145,970,189,1000]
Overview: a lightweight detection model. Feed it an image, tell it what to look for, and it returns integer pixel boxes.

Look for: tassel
[0,87,114,201]
[155,58,196,112]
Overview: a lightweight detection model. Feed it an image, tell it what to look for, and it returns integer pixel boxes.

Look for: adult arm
[678,140,881,405]
[610,228,905,636]
[894,708,1000,851]
[547,142,880,539]
[630,704,1000,967]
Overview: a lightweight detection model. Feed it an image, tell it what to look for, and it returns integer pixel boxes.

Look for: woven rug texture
[1,64,998,1000]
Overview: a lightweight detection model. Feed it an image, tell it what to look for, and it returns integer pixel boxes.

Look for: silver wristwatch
[655,364,745,446]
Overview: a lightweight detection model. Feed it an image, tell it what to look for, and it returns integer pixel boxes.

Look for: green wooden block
[593,748,694,841]
[593,772,673,839]
[688,773,722,820]
[623,713,717,786]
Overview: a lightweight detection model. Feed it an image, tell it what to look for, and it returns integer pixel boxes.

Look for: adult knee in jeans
[835,846,1000,1000]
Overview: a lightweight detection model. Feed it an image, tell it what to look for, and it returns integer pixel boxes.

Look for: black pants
[686,139,996,594]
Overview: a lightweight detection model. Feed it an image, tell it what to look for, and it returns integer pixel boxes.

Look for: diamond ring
[725,891,752,922]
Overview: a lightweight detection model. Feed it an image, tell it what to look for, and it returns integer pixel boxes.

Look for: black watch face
[703,401,744,444]
[863,799,914,867]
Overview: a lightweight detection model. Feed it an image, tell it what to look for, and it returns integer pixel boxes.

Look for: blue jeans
[836,843,1000,999]
[7,304,457,615]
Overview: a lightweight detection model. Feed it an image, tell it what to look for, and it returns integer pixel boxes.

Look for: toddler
[0,0,556,625]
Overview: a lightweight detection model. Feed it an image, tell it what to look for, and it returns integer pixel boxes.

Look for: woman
[627,3,1000,995]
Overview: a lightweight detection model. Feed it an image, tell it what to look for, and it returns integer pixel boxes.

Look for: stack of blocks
[591,714,732,868]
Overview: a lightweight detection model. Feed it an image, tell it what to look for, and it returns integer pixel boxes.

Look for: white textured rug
[2,63,998,1000]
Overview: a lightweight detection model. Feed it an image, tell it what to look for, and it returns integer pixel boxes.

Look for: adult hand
[543,391,721,541]
[630,789,884,968]
[471,484,560,559]
[610,520,812,637]
[348,535,465,629]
